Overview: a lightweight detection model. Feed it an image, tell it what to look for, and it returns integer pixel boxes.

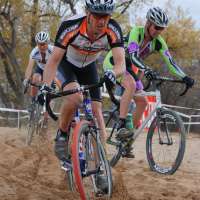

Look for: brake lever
[45,93,58,121]
[179,85,189,96]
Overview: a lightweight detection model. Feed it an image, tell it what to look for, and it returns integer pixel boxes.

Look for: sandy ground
[0,126,200,200]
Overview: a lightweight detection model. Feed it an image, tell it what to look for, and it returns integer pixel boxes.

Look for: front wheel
[146,108,186,174]
[71,120,112,200]
[26,104,36,145]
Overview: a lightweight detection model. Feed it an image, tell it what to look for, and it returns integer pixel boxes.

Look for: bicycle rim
[104,110,123,167]
[98,137,113,197]
[65,169,76,192]
[146,108,186,174]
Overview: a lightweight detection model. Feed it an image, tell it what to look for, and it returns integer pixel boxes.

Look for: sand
[0,127,200,200]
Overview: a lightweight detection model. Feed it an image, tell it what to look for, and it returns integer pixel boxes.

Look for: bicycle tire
[146,108,186,175]
[35,104,43,135]
[26,110,36,146]
[71,120,112,200]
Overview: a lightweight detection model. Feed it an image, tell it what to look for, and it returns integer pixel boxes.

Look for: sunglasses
[90,12,110,20]
[153,25,165,31]
[37,43,47,46]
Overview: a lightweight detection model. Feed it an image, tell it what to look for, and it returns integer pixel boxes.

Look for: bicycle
[24,82,47,145]
[44,78,113,200]
[104,72,189,175]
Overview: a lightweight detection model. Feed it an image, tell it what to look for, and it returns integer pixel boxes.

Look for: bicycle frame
[133,87,162,141]
[107,75,187,144]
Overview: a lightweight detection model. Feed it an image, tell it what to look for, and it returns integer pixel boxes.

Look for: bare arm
[43,46,66,86]
[111,47,126,77]
[25,58,35,79]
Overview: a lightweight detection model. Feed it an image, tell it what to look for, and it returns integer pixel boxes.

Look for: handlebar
[23,81,42,94]
[45,78,105,121]
[144,73,189,96]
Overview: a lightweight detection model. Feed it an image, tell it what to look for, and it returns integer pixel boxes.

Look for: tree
[0,0,80,108]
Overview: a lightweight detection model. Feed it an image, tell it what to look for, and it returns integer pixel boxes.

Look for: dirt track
[0,127,200,200]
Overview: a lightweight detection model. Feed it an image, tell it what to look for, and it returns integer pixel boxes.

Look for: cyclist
[23,31,53,126]
[104,7,194,157]
[40,0,125,175]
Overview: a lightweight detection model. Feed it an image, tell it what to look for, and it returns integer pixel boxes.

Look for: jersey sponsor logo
[59,24,79,41]
[71,36,106,52]
[128,42,139,53]
[108,23,121,40]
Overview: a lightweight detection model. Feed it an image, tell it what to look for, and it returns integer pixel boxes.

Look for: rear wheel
[146,108,186,174]
[103,109,124,167]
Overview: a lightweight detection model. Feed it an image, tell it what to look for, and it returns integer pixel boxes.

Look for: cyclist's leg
[31,66,43,98]
[116,73,135,138]
[133,92,148,128]
[55,59,83,162]
[120,72,135,119]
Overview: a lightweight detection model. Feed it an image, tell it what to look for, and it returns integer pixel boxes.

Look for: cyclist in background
[23,31,53,126]
[104,7,194,157]
[40,0,125,170]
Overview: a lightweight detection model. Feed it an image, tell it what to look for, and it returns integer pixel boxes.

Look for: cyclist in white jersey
[23,31,53,125]
[23,31,53,96]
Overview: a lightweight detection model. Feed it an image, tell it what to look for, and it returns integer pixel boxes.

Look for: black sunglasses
[154,25,165,31]
[37,43,47,46]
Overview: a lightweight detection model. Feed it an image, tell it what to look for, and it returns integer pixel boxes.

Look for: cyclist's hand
[182,76,194,88]
[136,80,143,91]
[144,68,157,80]
[23,78,30,88]
[37,84,52,106]
[104,70,116,91]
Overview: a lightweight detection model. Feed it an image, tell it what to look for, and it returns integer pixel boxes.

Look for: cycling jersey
[128,26,186,78]
[29,45,53,70]
[54,14,123,68]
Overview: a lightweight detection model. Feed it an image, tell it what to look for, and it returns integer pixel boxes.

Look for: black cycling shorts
[34,66,43,76]
[56,58,101,102]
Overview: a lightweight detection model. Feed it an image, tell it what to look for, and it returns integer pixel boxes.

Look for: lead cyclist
[38,0,126,189]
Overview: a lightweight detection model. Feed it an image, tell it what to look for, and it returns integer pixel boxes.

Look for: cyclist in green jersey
[104,7,194,157]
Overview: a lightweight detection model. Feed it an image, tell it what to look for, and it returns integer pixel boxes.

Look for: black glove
[104,70,116,91]
[183,76,194,88]
[37,84,53,106]
[144,68,157,80]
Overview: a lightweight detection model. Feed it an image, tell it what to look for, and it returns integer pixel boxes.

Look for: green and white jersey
[127,26,186,78]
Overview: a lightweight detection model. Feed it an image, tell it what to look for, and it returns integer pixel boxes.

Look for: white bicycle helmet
[35,31,50,43]
[85,0,115,15]
[146,7,169,27]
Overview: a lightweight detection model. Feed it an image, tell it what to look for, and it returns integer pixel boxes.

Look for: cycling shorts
[56,58,101,102]
[34,65,43,76]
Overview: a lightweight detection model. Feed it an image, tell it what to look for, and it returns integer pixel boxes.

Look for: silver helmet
[146,7,169,27]
[85,0,115,15]
[35,31,50,43]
